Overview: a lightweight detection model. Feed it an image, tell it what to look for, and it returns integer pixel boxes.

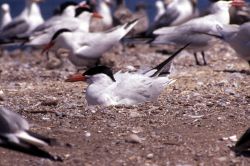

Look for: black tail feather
[150,43,191,77]
[124,18,139,29]
[0,136,62,162]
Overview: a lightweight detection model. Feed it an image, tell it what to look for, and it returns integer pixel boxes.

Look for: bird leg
[201,51,207,65]
[194,52,201,66]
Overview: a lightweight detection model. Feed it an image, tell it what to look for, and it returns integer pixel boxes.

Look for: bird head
[66,66,116,83]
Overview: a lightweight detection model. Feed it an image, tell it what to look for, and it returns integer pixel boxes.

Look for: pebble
[0,90,4,101]
[85,131,91,137]
[216,157,227,162]
[126,134,143,144]
[229,135,237,142]
[41,97,58,106]
[146,153,154,159]
[129,110,141,118]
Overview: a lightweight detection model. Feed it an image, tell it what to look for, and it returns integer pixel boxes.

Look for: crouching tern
[65,43,190,106]
[0,106,61,161]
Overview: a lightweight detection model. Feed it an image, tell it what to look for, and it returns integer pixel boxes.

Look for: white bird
[65,43,190,106]
[0,0,44,39]
[0,3,12,30]
[97,0,113,30]
[0,106,59,160]
[206,22,250,65]
[147,0,198,35]
[42,19,139,68]
[151,0,237,65]
[154,0,166,22]
[27,3,99,47]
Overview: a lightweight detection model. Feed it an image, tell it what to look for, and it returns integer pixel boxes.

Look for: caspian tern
[147,0,198,35]
[65,43,190,106]
[0,3,12,30]
[151,0,240,66]
[42,19,139,68]
[0,0,44,40]
[205,22,250,65]
[0,106,59,160]
[27,4,102,47]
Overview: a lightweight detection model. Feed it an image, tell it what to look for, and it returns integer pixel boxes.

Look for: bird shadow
[0,143,63,162]
[214,69,250,75]
[233,150,250,158]
[230,146,250,158]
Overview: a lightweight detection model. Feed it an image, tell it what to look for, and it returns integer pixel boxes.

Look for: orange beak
[65,73,86,82]
[41,42,55,55]
[231,0,245,8]
[92,12,103,19]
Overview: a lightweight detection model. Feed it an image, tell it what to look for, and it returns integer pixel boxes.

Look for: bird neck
[156,1,165,13]
[77,14,91,32]
[0,10,11,28]
[98,1,113,26]
[26,1,43,20]
[62,6,76,17]
[214,9,230,25]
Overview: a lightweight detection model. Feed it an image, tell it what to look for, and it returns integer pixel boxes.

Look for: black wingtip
[234,128,250,153]
[51,29,71,41]
[124,18,139,29]
[0,142,63,162]
[150,42,191,77]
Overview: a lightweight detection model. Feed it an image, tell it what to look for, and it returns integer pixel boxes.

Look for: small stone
[85,131,91,137]
[146,153,154,159]
[229,135,237,142]
[225,88,236,95]
[0,90,5,101]
[41,97,58,106]
[216,157,227,162]
[217,117,223,120]
[129,110,141,118]
[126,134,143,144]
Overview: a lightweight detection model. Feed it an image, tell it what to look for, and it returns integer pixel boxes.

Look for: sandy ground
[0,42,249,166]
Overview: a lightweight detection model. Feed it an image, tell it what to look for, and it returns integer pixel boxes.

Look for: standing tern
[65,43,190,106]
[0,106,60,161]
[0,3,12,30]
[27,4,102,47]
[151,0,240,66]
[42,19,139,68]
[0,0,44,40]
[205,22,250,65]
[147,0,198,35]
